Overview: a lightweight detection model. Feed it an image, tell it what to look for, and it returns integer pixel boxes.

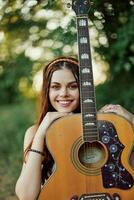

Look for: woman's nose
[59,87,68,96]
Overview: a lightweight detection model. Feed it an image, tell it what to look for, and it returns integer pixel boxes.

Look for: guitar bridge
[71,193,121,200]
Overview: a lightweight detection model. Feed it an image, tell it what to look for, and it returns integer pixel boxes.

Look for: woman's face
[49,68,79,113]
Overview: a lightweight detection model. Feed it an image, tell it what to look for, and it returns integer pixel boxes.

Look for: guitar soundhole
[78,142,106,168]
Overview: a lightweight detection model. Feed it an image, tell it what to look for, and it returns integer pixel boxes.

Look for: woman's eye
[50,85,60,89]
[69,84,78,89]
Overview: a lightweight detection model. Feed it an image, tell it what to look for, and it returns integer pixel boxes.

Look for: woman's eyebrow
[68,81,77,84]
[51,81,77,84]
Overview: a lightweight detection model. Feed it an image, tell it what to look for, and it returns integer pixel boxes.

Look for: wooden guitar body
[38,113,134,200]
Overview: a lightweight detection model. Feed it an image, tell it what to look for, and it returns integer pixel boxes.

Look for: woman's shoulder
[26,124,38,134]
[23,124,38,150]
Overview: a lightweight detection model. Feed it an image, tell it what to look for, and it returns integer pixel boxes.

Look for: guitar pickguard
[98,120,134,189]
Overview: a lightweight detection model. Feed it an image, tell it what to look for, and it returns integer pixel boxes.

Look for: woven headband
[48,58,79,68]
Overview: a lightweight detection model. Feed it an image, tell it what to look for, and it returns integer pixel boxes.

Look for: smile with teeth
[56,100,73,107]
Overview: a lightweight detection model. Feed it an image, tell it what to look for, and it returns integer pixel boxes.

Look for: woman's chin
[57,107,72,113]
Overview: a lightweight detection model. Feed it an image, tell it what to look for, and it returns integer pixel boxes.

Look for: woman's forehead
[50,68,76,82]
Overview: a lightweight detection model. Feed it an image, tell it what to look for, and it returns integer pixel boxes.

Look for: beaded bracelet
[28,148,45,156]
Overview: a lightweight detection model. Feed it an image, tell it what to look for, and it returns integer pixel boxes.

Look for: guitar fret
[83,104,96,109]
[82,110,96,114]
[83,131,98,134]
[84,128,97,132]
[80,89,94,92]
[79,45,91,52]
[84,135,98,137]
[80,90,94,93]
[81,87,94,91]
[83,112,96,116]
[81,93,95,97]
[84,131,98,133]
[84,96,94,99]
[81,94,95,98]
[84,137,99,142]
[84,121,97,124]
[83,118,96,121]
[84,131,98,137]
[82,105,96,109]
[80,76,93,80]
[82,97,95,100]
[81,86,94,90]
[83,117,97,121]
[84,138,98,141]
[84,134,98,137]
[82,110,96,115]
[84,127,97,130]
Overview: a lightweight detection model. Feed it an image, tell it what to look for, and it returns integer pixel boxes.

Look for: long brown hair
[37,56,80,183]
[37,56,80,126]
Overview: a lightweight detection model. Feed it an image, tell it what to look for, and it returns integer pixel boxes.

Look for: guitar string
[79,15,92,193]
[78,16,87,193]
[78,15,88,193]
[78,13,99,193]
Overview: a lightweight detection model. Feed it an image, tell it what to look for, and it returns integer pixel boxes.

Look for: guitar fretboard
[77,16,99,142]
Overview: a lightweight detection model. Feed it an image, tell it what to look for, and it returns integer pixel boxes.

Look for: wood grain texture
[38,113,134,200]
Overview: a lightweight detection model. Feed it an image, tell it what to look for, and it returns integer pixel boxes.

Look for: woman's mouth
[56,100,73,107]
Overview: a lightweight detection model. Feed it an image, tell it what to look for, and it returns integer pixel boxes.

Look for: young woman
[15,56,134,200]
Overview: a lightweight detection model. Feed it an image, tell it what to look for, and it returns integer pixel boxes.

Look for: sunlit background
[0,0,109,98]
[0,0,134,199]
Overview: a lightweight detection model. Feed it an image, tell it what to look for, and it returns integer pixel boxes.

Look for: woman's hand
[99,104,134,126]
[37,112,72,137]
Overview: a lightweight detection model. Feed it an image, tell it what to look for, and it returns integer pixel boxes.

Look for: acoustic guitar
[38,0,134,199]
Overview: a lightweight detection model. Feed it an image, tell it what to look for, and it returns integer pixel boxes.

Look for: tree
[0,0,134,111]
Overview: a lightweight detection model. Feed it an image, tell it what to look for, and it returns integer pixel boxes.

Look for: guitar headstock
[72,0,91,16]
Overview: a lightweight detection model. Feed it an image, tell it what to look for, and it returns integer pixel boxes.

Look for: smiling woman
[15,56,134,200]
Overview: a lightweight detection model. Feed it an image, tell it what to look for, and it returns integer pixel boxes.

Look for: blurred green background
[0,0,134,199]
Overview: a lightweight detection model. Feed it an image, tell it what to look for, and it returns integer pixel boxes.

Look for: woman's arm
[15,125,45,200]
[15,112,69,200]
[99,104,134,126]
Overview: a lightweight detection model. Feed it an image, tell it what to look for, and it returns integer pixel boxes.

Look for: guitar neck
[76,15,99,142]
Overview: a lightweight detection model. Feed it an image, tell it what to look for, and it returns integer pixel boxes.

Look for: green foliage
[0,53,33,104]
[96,72,134,112]
[89,1,134,113]
[0,100,36,199]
